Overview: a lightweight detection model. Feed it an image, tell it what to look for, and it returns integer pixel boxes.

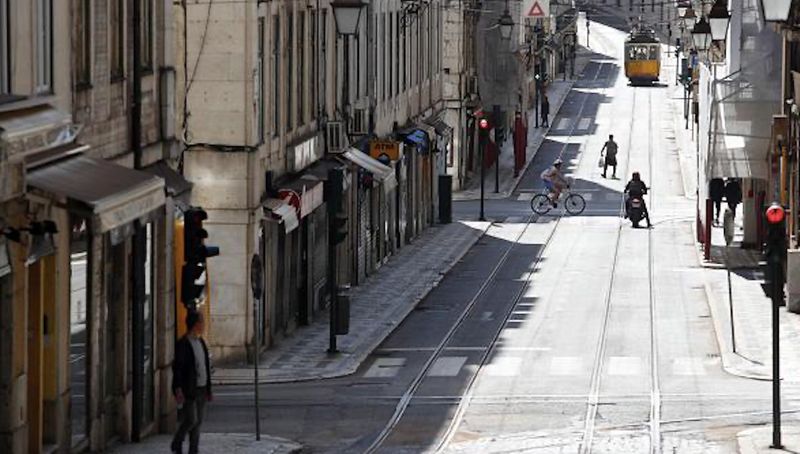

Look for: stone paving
[213,219,490,384]
[737,426,800,454]
[107,433,301,454]
[453,48,593,201]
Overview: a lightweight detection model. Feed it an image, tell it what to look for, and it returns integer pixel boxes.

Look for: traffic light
[765,203,787,302]
[181,207,219,309]
[479,118,491,147]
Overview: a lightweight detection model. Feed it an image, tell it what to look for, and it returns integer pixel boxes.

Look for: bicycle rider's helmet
[553,159,563,167]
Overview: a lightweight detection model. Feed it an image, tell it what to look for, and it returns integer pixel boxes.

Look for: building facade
[0,1,181,452]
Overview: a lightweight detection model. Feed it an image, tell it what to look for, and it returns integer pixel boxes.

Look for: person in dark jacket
[171,311,212,454]
[709,178,725,225]
[725,178,743,218]
[600,134,619,179]
[625,171,652,228]
[541,94,550,127]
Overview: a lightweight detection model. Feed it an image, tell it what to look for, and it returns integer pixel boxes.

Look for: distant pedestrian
[725,178,742,218]
[172,311,213,454]
[709,178,725,224]
[600,134,618,179]
[541,95,550,127]
[512,111,528,177]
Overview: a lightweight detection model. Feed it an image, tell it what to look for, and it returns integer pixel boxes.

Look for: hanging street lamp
[677,0,690,18]
[330,0,366,35]
[499,9,514,40]
[691,16,712,52]
[708,0,731,41]
[682,6,698,29]
[761,0,793,22]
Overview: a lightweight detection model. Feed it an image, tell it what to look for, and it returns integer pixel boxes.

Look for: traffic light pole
[480,137,486,221]
[772,261,782,450]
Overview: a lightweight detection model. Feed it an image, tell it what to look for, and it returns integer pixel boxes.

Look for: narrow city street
[202,11,788,454]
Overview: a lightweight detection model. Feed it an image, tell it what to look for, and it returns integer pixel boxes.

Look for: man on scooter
[624,171,652,228]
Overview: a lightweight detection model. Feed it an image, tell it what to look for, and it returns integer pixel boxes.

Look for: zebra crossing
[362,354,716,379]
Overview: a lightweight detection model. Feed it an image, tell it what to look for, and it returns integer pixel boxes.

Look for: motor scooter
[628,197,645,228]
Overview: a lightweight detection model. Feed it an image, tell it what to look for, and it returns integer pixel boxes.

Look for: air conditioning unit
[326,121,346,153]
[467,75,479,95]
[350,108,368,136]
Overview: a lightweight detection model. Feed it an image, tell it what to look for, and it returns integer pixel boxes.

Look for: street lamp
[331,0,366,35]
[708,0,731,41]
[761,0,793,22]
[682,6,698,29]
[691,16,712,53]
[499,9,514,40]
[677,0,690,18]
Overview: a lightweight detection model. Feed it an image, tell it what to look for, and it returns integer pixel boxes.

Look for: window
[0,0,10,95]
[75,0,91,88]
[311,11,316,120]
[383,13,387,101]
[35,0,53,94]
[140,0,153,70]
[110,0,124,80]
[272,15,280,135]
[287,11,293,132]
[69,216,90,447]
[401,26,406,92]
[258,18,265,142]
[389,13,394,98]
[299,12,305,125]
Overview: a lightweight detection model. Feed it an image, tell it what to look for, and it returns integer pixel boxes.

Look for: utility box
[438,175,452,224]
[787,249,800,313]
[335,285,350,335]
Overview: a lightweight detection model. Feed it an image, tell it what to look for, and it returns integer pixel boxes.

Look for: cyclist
[541,159,569,207]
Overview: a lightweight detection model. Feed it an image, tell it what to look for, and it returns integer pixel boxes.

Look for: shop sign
[369,140,400,162]
[287,136,322,173]
[279,181,324,219]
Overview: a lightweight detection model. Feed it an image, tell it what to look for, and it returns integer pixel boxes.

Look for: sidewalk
[107,433,301,454]
[213,219,490,385]
[453,47,593,201]
[738,426,800,453]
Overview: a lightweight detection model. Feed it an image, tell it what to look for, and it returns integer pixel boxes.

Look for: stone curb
[453,51,592,202]
[213,221,492,385]
[737,426,800,454]
[107,433,303,454]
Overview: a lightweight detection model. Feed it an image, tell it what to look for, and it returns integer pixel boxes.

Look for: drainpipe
[131,0,146,441]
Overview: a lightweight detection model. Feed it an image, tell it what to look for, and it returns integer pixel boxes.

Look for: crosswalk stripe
[550,356,583,375]
[485,357,523,377]
[364,358,406,378]
[429,356,468,377]
[578,117,592,130]
[517,193,534,201]
[608,356,642,376]
[557,118,571,130]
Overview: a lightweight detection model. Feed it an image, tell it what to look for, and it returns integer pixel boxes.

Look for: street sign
[524,0,548,17]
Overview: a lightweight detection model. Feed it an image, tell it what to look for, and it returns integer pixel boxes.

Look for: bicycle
[530,185,586,215]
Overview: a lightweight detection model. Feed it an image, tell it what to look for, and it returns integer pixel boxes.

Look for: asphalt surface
[204,10,797,454]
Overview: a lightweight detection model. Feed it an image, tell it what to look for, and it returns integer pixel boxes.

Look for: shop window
[140,0,153,71]
[75,0,91,88]
[35,0,53,94]
[109,0,124,81]
[69,216,89,447]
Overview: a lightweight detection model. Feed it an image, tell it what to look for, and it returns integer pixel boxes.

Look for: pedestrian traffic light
[181,261,207,309]
[184,208,220,262]
[479,118,490,130]
[765,203,787,302]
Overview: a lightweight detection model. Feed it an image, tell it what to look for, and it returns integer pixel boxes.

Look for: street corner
[106,433,303,454]
[737,426,800,454]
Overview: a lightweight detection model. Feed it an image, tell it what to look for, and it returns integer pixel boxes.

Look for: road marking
[550,356,583,375]
[557,118,571,130]
[517,193,534,201]
[485,357,523,377]
[480,311,494,321]
[364,358,406,378]
[504,216,525,223]
[608,356,642,376]
[578,117,592,130]
[581,193,593,201]
[429,356,468,377]
[672,357,706,376]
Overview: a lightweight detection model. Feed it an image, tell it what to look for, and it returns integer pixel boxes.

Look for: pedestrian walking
[171,311,213,454]
[541,94,550,127]
[725,178,742,218]
[709,178,724,225]
[600,134,618,178]
[513,111,527,177]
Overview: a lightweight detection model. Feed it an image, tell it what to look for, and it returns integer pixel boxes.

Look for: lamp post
[331,0,366,127]
[479,118,490,221]
[708,0,731,42]
[691,16,712,54]
[761,0,793,22]
[499,7,513,41]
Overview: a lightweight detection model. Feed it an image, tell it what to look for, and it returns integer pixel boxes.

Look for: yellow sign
[369,140,400,162]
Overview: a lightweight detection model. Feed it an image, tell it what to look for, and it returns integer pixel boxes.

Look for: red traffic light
[479,118,490,130]
[766,203,785,224]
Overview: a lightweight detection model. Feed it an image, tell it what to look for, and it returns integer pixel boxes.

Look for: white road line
[672,357,706,376]
[484,357,523,377]
[581,193,593,201]
[557,118,571,130]
[608,356,642,376]
[578,117,592,130]
[364,358,406,378]
[480,311,494,321]
[517,193,534,201]
[428,356,468,377]
[550,356,583,375]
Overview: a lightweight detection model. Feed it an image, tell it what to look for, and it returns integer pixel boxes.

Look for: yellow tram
[624,27,661,85]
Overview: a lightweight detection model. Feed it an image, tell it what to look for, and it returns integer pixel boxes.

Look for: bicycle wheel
[565,193,586,215]
[530,194,553,215]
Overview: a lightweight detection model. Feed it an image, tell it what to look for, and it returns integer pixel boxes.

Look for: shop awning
[398,128,430,151]
[263,198,299,233]
[342,148,398,193]
[278,175,324,219]
[425,118,453,137]
[27,156,166,233]
[0,105,74,155]
[144,161,193,206]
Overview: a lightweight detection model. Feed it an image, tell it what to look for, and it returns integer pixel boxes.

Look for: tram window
[649,46,658,60]
[637,47,648,60]
[628,47,637,60]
